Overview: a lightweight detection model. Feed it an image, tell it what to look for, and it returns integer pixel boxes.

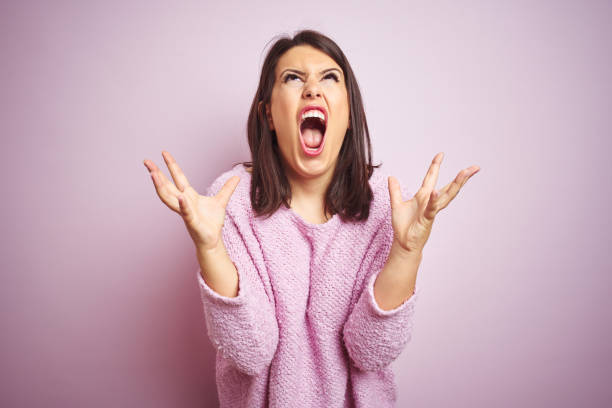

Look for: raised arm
[144,152,278,375]
[342,217,420,372]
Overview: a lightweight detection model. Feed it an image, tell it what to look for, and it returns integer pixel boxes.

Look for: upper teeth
[301,110,325,123]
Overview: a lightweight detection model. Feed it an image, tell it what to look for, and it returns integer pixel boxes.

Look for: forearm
[196,239,279,375]
[343,238,421,371]
[197,243,239,298]
[373,239,422,311]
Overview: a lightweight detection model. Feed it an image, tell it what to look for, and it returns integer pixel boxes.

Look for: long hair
[238,29,381,222]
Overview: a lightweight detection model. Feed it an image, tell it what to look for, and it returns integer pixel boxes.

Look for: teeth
[301,109,325,123]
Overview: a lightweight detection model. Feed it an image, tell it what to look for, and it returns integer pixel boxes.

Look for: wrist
[390,239,423,263]
[196,240,225,262]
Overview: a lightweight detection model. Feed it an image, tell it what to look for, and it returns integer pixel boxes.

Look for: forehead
[275,45,341,75]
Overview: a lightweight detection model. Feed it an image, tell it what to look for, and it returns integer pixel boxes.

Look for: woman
[143,30,479,408]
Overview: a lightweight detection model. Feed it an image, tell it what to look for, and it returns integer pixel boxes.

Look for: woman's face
[265,45,350,183]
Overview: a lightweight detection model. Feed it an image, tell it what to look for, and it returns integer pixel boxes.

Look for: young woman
[144,30,479,408]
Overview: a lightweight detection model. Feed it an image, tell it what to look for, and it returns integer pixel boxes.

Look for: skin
[142,47,481,308]
[390,152,481,255]
[143,151,239,252]
[144,151,242,296]
[263,45,350,223]
[375,153,480,310]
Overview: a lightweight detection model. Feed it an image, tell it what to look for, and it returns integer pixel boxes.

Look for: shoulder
[205,163,252,216]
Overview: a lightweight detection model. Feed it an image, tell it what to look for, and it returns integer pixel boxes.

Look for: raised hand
[388,152,480,255]
[143,151,240,251]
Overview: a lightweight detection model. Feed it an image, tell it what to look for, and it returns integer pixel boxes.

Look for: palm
[390,198,431,253]
[388,152,480,254]
[143,151,240,250]
[190,193,229,248]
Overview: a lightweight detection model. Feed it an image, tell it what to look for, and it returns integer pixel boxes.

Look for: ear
[258,101,274,131]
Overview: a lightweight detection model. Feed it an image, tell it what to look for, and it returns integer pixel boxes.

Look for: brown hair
[238,29,381,222]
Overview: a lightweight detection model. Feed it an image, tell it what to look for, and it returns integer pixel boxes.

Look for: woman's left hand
[388,152,480,255]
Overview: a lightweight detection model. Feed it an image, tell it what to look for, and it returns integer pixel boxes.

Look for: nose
[302,78,321,99]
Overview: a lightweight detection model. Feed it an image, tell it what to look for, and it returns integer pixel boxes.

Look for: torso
[290,201,334,224]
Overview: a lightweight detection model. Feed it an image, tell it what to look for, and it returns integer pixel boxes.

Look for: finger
[216,176,241,209]
[143,159,153,172]
[419,152,444,195]
[144,158,161,173]
[423,189,439,220]
[146,161,181,211]
[162,151,192,192]
[388,176,403,211]
[145,159,177,191]
[438,165,479,195]
[150,172,180,211]
[178,194,195,224]
[436,166,479,209]
[149,165,180,196]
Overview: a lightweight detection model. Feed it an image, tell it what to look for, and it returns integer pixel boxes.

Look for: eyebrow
[280,68,343,78]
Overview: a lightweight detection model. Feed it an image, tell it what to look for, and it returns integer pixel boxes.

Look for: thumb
[388,176,403,211]
[216,176,240,209]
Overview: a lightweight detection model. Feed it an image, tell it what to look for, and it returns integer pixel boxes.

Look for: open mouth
[299,108,327,156]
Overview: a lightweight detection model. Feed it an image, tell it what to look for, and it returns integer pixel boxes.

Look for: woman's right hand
[143,151,240,251]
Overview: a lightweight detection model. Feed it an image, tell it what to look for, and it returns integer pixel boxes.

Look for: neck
[282,162,335,220]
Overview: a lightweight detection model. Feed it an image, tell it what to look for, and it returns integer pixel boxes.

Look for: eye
[283,73,302,83]
[323,73,339,82]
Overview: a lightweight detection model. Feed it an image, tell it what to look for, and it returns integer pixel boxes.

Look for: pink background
[1,0,611,407]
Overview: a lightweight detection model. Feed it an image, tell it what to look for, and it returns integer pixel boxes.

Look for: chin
[295,152,336,177]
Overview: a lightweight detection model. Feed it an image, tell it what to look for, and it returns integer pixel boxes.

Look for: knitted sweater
[197,164,420,408]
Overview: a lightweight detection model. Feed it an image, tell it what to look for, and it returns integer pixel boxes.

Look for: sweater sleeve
[342,184,420,372]
[196,173,279,376]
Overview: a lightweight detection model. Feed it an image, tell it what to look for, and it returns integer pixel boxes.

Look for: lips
[298,105,328,124]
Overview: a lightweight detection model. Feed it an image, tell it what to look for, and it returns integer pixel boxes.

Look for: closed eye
[323,73,339,82]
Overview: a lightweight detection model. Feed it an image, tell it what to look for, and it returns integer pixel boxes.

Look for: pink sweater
[197,164,420,407]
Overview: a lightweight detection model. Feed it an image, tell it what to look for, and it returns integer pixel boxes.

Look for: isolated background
[1,0,611,407]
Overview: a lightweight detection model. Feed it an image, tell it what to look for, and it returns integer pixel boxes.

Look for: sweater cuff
[365,270,420,317]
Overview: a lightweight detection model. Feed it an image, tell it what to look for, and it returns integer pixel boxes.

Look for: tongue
[302,128,323,148]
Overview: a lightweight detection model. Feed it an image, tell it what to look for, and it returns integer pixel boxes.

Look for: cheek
[330,95,350,130]
[270,101,296,149]
[271,91,297,126]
